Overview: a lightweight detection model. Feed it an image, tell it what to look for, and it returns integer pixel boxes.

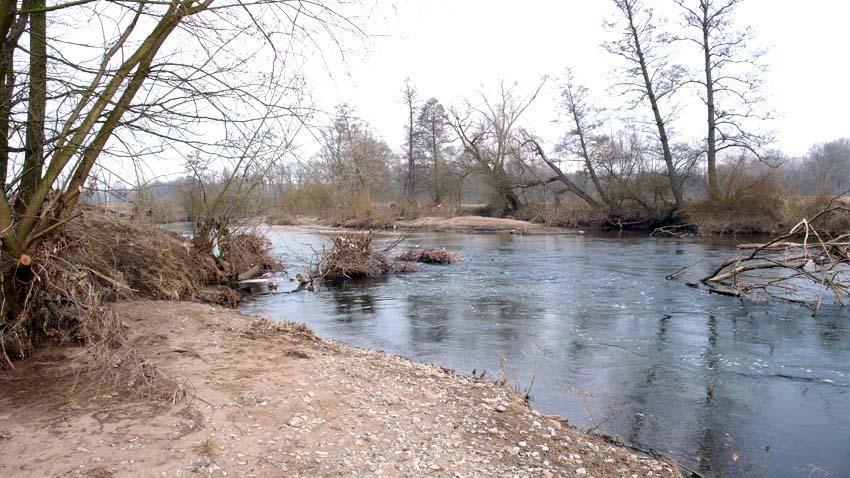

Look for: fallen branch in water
[735,241,807,250]
[651,224,698,238]
[699,192,850,311]
[666,259,703,280]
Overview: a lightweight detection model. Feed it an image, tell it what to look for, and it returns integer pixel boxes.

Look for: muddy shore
[1,301,680,477]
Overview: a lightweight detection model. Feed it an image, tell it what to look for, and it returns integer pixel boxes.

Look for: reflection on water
[239,228,850,478]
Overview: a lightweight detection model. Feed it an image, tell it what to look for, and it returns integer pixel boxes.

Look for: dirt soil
[394,216,582,235]
[1,301,680,477]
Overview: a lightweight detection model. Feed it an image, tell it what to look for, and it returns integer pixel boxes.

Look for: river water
[238,227,850,478]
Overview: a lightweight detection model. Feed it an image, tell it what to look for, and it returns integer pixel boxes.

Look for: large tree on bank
[607,0,686,212]
[0,0,359,355]
[674,0,770,200]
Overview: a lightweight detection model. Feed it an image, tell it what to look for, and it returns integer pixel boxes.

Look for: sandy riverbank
[270,215,584,235]
[0,301,679,477]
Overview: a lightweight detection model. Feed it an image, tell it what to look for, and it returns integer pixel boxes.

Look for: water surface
[239,228,849,477]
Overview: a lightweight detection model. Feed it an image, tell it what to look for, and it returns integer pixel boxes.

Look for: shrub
[330,191,395,229]
[684,173,788,234]
[277,183,336,216]
[513,201,608,228]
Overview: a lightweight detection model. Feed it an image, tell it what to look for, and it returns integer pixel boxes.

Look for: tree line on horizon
[202,0,846,227]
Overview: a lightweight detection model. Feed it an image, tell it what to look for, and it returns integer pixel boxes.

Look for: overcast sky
[301,0,850,161]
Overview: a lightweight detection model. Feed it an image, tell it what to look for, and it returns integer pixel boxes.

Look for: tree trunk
[500,186,521,213]
[493,166,520,213]
[572,111,614,210]
[526,137,601,209]
[625,1,683,210]
[404,88,415,202]
[19,0,46,207]
[702,7,719,200]
[431,119,441,204]
[1,248,34,358]
[0,6,27,191]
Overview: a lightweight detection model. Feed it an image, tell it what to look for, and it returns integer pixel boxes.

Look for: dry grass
[686,193,850,235]
[277,183,336,217]
[280,320,317,339]
[330,193,395,229]
[274,186,396,229]
[77,310,186,402]
[1,211,217,360]
[59,211,220,301]
[264,207,297,225]
[513,201,608,228]
[197,438,218,457]
[398,248,461,264]
[684,174,788,234]
[787,195,850,233]
[245,317,317,340]
[0,208,294,408]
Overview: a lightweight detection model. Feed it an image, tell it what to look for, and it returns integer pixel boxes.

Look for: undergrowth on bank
[1,208,279,400]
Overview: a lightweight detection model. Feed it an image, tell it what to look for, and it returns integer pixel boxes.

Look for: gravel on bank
[0,301,681,478]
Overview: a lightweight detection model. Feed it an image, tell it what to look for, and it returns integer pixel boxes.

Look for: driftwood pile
[398,248,461,264]
[699,196,850,311]
[221,229,278,276]
[308,232,393,282]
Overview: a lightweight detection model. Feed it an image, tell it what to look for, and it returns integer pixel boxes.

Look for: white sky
[302,0,850,160]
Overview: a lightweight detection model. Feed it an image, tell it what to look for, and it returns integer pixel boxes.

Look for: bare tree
[401,79,419,202]
[183,116,298,257]
[318,104,365,189]
[806,139,850,195]
[417,97,451,205]
[556,70,615,211]
[521,134,600,209]
[447,81,544,213]
[317,104,394,206]
[607,0,685,211]
[674,0,771,200]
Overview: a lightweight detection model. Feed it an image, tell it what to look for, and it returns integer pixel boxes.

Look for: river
[238,227,850,478]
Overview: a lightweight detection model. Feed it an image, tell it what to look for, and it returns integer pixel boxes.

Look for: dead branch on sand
[700,193,850,311]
